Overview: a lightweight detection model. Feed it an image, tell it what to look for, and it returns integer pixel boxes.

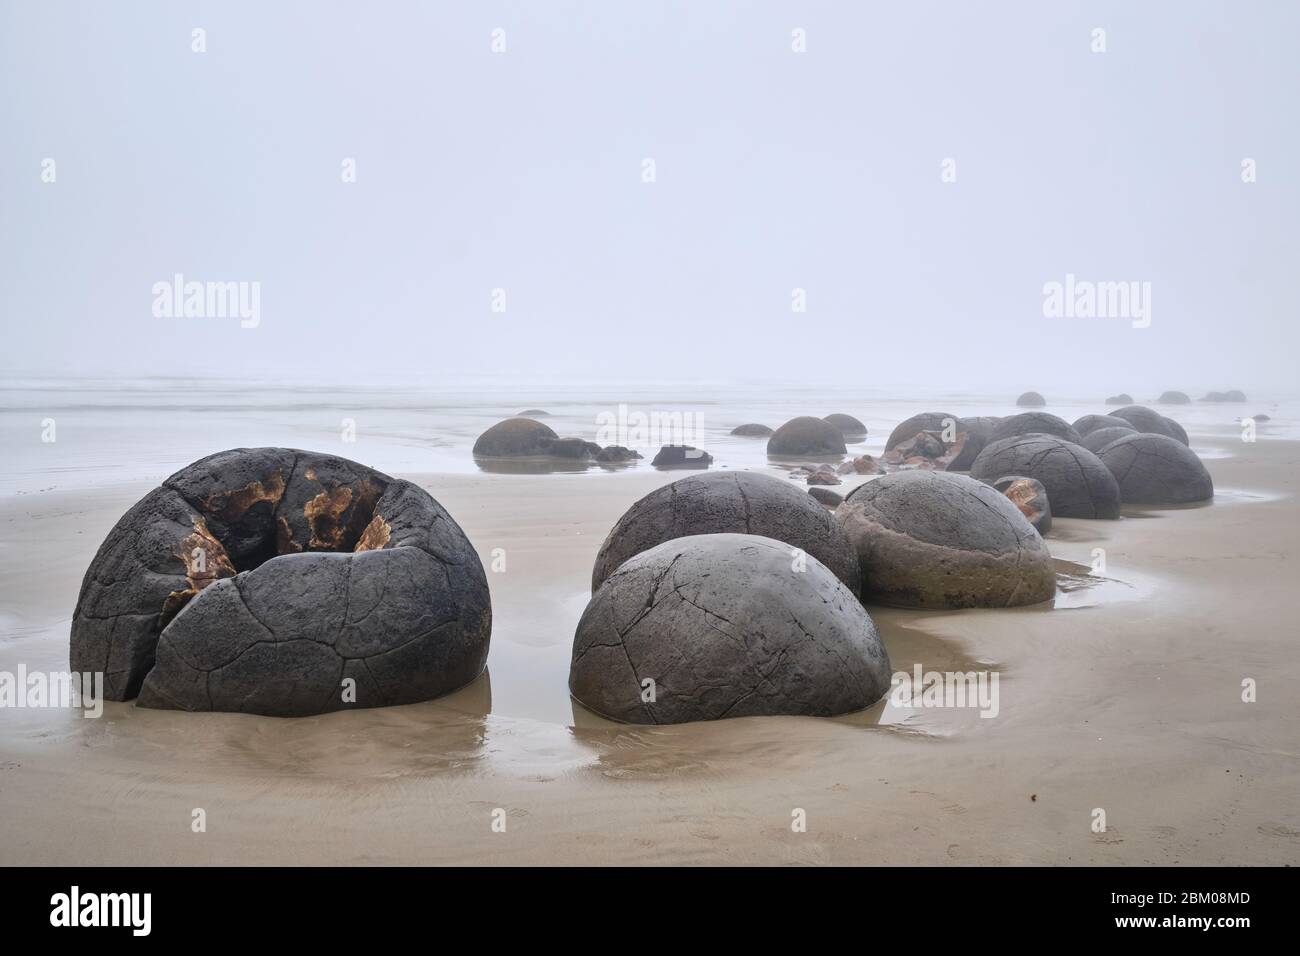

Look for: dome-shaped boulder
[730,423,774,437]
[823,413,868,440]
[991,412,1082,445]
[886,412,956,451]
[1105,393,1135,406]
[1072,414,1133,437]
[1158,391,1191,405]
[591,472,860,595]
[1097,433,1213,505]
[1110,405,1178,439]
[473,417,559,457]
[1162,417,1189,446]
[767,416,847,457]
[570,534,891,724]
[970,436,1121,519]
[1016,391,1047,407]
[1080,425,1137,454]
[834,471,1056,609]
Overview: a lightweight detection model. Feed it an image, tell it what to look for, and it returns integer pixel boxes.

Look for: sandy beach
[1,417,1295,866]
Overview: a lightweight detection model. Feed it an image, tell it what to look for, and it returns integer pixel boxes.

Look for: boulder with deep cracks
[70,448,492,715]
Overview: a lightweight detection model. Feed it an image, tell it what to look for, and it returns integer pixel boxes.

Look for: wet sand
[0,434,1297,865]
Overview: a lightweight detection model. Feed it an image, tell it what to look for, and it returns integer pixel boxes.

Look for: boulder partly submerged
[730,423,774,437]
[590,471,861,596]
[767,416,847,457]
[1105,393,1135,406]
[72,448,492,715]
[1097,433,1213,505]
[823,413,868,440]
[1016,391,1047,407]
[970,435,1121,519]
[1158,391,1192,405]
[834,471,1056,609]
[1201,390,1247,403]
[570,533,892,724]
[651,445,712,469]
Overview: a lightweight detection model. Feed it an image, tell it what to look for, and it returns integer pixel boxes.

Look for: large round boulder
[1109,405,1178,439]
[970,435,1121,519]
[833,471,1056,609]
[948,416,1001,471]
[591,472,860,596]
[1080,425,1137,454]
[1158,391,1191,405]
[767,416,847,457]
[1016,391,1047,407]
[823,413,868,440]
[991,412,1082,445]
[730,423,773,437]
[1097,433,1214,505]
[473,417,559,456]
[570,534,891,724]
[886,412,956,451]
[71,448,492,715]
[1072,414,1133,437]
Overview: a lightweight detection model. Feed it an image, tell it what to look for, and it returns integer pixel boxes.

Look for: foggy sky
[2,1,1297,391]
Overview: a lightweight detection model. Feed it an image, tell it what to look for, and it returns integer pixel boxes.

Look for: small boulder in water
[823,413,868,440]
[730,423,774,437]
[767,416,848,457]
[1158,391,1191,405]
[651,445,712,469]
[1016,391,1047,407]
[1105,393,1135,406]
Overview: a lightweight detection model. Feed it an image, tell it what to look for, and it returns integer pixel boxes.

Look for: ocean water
[1,374,1294,495]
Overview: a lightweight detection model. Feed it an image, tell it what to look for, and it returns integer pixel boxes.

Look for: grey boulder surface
[1016,391,1047,407]
[767,416,847,457]
[1109,405,1178,440]
[991,475,1052,534]
[730,423,774,437]
[808,486,843,508]
[71,448,491,715]
[651,445,713,469]
[947,416,1001,471]
[970,435,1122,519]
[886,412,955,451]
[1097,433,1214,505]
[472,417,560,456]
[991,412,1082,445]
[570,533,892,724]
[1080,425,1138,454]
[1105,393,1135,406]
[1158,390,1192,405]
[1072,414,1133,437]
[591,471,861,596]
[823,413,868,439]
[834,471,1056,609]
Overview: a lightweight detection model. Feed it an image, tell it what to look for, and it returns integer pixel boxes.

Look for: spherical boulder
[823,413,868,440]
[1097,433,1213,505]
[570,534,891,724]
[1158,391,1191,405]
[1109,405,1178,439]
[591,471,860,595]
[948,416,1000,471]
[473,417,559,457]
[72,448,492,714]
[1162,416,1189,446]
[886,412,956,451]
[834,471,1055,608]
[1105,393,1135,406]
[970,435,1121,518]
[1016,391,1047,407]
[990,475,1052,534]
[767,416,847,457]
[730,423,774,437]
[1080,425,1137,454]
[991,412,1082,445]
[1201,390,1247,403]
[1072,414,1133,437]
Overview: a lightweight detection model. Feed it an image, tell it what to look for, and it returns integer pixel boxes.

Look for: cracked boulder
[1162,416,1190,446]
[71,448,491,714]
[1097,433,1213,505]
[990,475,1052,534]
[591,471,860,596]
[834,471,1056,609]
[991,412,1082,445]
[1080,425,1137,454]
[570,533,891,724]
[886,412,956,451]
[767,416,847,457]
[970,435,1121,519]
